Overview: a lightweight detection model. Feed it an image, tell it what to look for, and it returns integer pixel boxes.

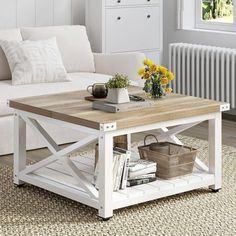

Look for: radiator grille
[169,43,236,108]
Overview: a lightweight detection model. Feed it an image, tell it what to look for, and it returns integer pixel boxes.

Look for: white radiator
[169,43,236,108]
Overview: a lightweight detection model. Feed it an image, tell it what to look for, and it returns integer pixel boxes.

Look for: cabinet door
[106,0,160,7]
[106,7,161,53]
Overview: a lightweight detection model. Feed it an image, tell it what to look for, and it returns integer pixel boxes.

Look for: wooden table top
[9,86,227,130]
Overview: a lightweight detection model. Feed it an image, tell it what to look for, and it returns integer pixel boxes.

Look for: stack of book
[127,159,157,187]
[93,147,131,191]
[93,150,157,190]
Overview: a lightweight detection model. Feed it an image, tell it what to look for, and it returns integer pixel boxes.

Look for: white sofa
[0,25,145,156]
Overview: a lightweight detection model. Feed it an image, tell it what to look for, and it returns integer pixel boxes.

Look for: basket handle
[175,145,193,155]
[144,134,159,146]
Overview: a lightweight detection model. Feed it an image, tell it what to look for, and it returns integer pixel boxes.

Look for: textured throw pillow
[21,25,95,73]
[0,29,22,81]
[0,37,70,85]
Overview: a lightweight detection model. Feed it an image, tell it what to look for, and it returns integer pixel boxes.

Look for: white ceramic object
[107,88,130,104]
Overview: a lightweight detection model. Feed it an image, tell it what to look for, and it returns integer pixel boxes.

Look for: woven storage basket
[138,135,198,179]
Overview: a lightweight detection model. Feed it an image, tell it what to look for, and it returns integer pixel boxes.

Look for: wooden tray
[84,96,106,102]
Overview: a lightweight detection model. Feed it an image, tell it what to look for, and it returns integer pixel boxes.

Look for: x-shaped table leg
[15,114,99,199]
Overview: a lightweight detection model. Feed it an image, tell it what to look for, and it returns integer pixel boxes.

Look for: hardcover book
[128,166,157,178]
[128,173,156,181]
[113,151,126,191]
[93,148,130,191]
[129,159,157,172]
[92,100,151,113]
[94,152,122,191]
[114,147,131,190]
[127,177,157,187]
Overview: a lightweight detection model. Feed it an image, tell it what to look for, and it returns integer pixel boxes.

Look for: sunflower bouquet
[138,59,174,99]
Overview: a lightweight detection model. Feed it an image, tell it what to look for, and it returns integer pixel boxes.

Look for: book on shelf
[128,165,157,178]
[94,152,121,191]
[113,151,126,191]
[93,147,131,191]
[114,147,131,190]
[127,177,157,187]
[93,150,157,190]
[128,173,156,181]
[129,159,157,172]
[92,100,151,113]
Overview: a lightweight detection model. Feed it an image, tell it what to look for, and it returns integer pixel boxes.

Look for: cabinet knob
[147,0,151,2]
[117,0,121,3]
[117,16,121,20]
[147,15,151,19]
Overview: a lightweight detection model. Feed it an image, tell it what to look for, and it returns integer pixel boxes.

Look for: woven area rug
[0,136,236,236]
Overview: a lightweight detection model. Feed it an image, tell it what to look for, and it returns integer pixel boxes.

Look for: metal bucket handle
[144,135,193,155]
[144,134,159,146]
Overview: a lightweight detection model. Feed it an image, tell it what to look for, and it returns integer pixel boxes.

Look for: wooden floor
[0,119,236,167]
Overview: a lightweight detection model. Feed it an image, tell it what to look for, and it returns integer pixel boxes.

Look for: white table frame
[13,104,228,220]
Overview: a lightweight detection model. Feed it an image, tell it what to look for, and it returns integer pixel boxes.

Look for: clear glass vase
[144,81,165,99]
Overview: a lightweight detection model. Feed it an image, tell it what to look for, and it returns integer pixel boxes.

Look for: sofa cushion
[0,37,69,85]
[0,73,112,117]
[0,29,22,81]
[21,25,95,73]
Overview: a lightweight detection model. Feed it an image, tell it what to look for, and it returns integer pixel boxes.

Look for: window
[196,0,236,31]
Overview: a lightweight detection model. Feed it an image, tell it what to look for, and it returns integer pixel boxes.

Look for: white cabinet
[106,0,161,7]
[86,0,163,64]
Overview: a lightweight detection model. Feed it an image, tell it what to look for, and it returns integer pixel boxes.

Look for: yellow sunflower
[161,77,169,85]
[150,64,159,73]
[159,66,168,75]
[143,72,151,80]
[167,71,174,80]
[143,59,154,67]
[138,67,145,77]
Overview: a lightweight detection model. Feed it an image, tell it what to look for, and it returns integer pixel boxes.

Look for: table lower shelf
[19,153,215,211]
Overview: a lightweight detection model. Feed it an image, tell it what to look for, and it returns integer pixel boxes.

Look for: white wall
[72,0,85,25]
[0,0,85,29]
[163,0,236,66]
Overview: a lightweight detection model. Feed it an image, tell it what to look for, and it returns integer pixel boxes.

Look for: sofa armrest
[94,52,146,87]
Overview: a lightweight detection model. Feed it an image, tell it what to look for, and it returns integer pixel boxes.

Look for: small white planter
[107,88,130,104]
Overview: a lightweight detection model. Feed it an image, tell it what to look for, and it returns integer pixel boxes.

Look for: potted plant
[106,74,130,104]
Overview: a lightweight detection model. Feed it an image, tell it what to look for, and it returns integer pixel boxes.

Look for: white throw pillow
[0,29,22,81]
[21,25,95,73]
[0,37,70,85]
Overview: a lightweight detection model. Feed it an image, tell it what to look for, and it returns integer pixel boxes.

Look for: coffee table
[9,87,230,220]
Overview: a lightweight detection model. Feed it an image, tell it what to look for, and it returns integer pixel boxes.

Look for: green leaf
[106,74,130,89]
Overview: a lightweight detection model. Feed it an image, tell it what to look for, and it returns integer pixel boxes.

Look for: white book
[112,153,119,190]
[120,151,131,190]
[93,161,99,186]
[114,153,126,191]
[129,159,156,172]
[114,147,131,190]
[128,165,157,178]
[113,151,121,191]
[94,152,120,190]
